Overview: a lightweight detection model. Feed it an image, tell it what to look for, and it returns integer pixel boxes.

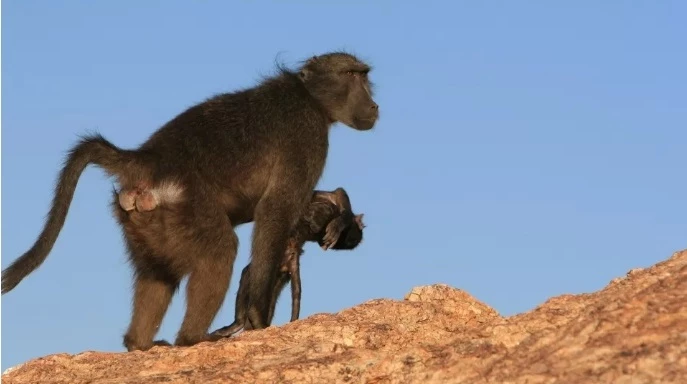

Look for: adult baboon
[211,187,365,338]
[2,52,378,351]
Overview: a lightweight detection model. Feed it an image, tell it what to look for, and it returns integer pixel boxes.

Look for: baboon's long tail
[2,134,137,294]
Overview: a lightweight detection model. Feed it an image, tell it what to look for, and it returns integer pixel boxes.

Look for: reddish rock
[4,250,686,383]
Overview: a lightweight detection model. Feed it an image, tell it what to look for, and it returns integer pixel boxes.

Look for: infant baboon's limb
[318,188,356,249]
[313,188,366,251]
[287,247,303,322]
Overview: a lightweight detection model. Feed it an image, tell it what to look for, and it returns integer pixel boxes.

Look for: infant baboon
[210,187,365,337]
[2,52,378,351]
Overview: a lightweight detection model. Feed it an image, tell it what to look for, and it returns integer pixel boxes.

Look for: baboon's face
[329,221,364,251]
[340,224,364,249]
[300,53,379,131]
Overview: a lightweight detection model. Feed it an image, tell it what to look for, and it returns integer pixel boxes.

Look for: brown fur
[2,52,378,351]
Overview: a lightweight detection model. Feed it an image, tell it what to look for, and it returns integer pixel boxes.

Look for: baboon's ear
[355,214,365,229]
[299,56,319,81]
[299,68,312,81]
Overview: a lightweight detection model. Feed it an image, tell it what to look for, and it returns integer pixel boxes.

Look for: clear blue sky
[2,1,686,370]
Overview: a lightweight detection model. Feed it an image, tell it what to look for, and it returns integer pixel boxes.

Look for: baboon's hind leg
[174,211,238,346]
[123,271,179,352]
[247,194,306,330]
[267,272,292,325]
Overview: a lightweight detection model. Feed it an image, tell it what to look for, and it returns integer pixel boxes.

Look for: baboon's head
[327,213,365,251]
[299,52,379,131]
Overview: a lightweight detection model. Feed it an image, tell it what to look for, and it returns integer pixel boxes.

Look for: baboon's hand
[322,216,346,250]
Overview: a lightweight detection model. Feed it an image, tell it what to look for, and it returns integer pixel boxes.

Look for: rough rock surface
[4,250,686,384]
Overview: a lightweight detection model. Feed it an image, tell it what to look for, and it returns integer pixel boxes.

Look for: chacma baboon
[211,187,365,338]
[2,52,378,351]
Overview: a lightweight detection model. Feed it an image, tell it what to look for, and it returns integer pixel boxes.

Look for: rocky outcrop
[4,250,686,383]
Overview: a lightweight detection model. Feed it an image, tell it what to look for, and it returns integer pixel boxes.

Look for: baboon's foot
[123,334,156,352]
[174,332,225,347]
[153,339,173,347]
[210,322,245,338]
